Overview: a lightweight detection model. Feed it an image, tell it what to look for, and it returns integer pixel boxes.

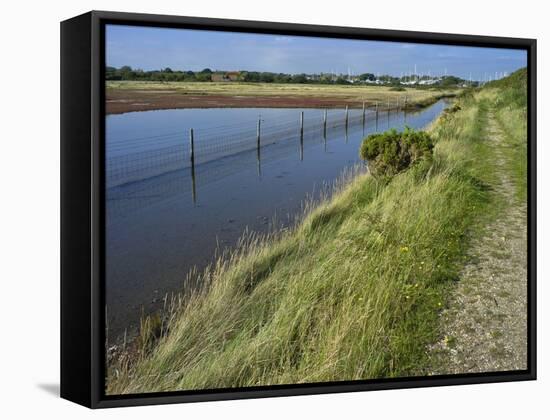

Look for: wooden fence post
[323,109,327,150]
[189,128,195,167]
[345,105,349,129]
[257,116,261,154]
[189,128,196,204]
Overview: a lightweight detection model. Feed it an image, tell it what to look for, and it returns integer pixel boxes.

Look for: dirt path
[427,109,528,374]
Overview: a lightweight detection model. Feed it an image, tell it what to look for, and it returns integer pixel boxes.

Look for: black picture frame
[60,10,537,409]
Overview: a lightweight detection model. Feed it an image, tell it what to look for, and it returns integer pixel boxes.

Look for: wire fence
[105,106,401,223]
[106,105,396,189]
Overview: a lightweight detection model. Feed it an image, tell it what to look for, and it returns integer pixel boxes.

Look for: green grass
[107,71,527,395]
[494,105,527,202]
[487,67,527,202]
[486,68,527,109]
[488,69,528,202]
[107,93,496,394]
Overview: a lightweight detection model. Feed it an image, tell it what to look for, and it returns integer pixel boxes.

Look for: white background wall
[0,0,547,417]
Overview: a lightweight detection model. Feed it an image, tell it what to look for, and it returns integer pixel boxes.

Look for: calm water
[106,101,448,339]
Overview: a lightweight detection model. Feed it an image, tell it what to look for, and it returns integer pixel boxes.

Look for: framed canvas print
[60,10,536,408]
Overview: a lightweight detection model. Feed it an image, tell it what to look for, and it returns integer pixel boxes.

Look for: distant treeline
[106,65,470,87]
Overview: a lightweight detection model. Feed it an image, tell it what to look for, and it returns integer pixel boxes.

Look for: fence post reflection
[189,128,197,205]
[257,116,262,178]
[299,111,304,161]
[323,109,327,152]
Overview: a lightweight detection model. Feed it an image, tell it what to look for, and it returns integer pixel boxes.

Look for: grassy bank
[489,69,528,201]
[107,75,525,394]
[425,69,528,374]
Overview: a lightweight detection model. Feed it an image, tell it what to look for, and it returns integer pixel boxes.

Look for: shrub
[440,103,462,121]
[359,127,434,177]
[446,103,462,113]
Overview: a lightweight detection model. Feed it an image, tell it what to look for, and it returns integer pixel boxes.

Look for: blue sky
[106,24,526,81]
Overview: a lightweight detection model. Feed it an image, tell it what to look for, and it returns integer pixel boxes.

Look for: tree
[118,66,135,80]
[259,72,275,83]
[439,76,462,87]
[274,73,292,83]
[105,66,121,80]
[243,72,260,82]
[195,72,211,82]
[291,73,307,84]
[359,73,375,81]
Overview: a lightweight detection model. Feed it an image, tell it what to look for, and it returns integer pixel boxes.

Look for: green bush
[440,103,462,121]
[359,127,434,177]
[446,103,462,113]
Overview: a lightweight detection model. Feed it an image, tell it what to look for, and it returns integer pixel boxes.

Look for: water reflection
[105,101,448,338]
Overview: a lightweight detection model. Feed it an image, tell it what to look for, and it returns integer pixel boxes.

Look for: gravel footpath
[427,110,528,374]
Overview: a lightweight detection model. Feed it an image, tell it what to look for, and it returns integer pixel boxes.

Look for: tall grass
[487,68,528,202]
[107,89,501,394]
[485,68,527,110]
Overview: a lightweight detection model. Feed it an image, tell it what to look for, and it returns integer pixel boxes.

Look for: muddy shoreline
[106,89,452,115]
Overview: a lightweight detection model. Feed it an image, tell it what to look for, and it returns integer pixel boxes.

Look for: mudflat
[105,81,455,114]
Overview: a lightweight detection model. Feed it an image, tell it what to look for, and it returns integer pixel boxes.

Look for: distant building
[226,71,240,81]
[417,79,440,85]
[211,73,225,82]
[211,71,241,82]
